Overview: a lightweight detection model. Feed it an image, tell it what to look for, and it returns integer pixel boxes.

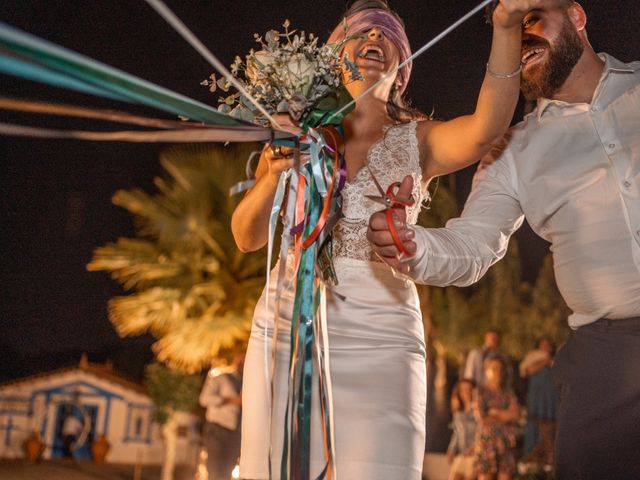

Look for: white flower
[246,50,276,82]
[285,53,316,96]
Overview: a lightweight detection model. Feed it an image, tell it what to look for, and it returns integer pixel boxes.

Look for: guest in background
[447,379,477,480]
[519,336,557,466]
[61,409,83,458]
[199,349,244,480]
[474,353,519,480]
[464,330,513,388]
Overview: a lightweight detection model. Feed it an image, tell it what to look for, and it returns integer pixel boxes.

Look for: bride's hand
[272,112,302,136]
[493,0,549,29]
[263,113,303,177]
[262,144,297,177]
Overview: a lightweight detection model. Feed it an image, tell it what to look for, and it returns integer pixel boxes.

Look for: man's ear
[568,3,587,32]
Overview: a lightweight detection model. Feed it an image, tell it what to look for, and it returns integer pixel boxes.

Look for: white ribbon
[144,0,283,129]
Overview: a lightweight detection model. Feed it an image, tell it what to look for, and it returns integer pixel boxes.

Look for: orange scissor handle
[384,182,415,257]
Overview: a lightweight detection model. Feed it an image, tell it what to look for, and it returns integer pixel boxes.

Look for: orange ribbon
[383,182,415,257]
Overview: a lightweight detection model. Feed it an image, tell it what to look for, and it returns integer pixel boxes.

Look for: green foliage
[416,176,459,228]
[89,143,267,372]
[144,362,202,424]
[430,242,570,361]
[516,255,571,349]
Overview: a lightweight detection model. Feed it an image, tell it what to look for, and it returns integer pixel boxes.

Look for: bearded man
[367,1,640,478]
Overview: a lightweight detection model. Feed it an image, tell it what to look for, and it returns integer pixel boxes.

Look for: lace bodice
[333,121,425,262]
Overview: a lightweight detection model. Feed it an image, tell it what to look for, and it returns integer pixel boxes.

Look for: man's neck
[551,48,605,104]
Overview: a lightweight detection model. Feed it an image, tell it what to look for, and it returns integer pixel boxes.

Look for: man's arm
[368,150,524,286]
[199,375,223,408]
[463,349,480,382]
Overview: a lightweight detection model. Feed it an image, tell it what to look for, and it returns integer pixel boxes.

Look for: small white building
[0,355,200,465]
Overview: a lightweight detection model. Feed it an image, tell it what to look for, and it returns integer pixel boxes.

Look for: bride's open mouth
[358,43,386,65]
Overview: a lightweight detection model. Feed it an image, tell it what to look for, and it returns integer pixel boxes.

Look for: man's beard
[521,16,584,101]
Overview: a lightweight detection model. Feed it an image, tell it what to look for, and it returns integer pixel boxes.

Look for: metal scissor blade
[366,165,386,197]
[364,194,388,206]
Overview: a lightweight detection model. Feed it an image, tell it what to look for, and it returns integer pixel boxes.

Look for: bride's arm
[417,0,543,179]
[231,116,299,252]
[230,149,291,252]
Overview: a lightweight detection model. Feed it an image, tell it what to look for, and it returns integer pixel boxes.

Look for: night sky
[1,1,639,383]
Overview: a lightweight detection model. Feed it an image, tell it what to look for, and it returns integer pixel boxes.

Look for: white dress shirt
[199,369,241,430]
[409,54,640,328]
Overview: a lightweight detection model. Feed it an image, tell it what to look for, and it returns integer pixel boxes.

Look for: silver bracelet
[486,62,522,79]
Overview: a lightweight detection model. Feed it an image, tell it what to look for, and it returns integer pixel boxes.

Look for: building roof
[0,354,147,395]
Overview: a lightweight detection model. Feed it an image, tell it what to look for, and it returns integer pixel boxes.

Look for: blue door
[52,403,98,459]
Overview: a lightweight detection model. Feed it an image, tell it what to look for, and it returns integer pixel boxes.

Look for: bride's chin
[359,67,391,82]
[344,71,394,95]
[363,74,396,92]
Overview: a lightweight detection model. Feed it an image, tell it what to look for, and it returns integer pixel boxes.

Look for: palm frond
[152,310,251,373]
[91,143,268,372]
[88,238,187,290]
[109,287,186,336]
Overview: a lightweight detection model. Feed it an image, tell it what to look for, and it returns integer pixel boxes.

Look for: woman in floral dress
[474,353,520,480]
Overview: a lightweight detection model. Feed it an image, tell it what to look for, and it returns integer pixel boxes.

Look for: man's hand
[493,0,551,29]
[367,175,416,274]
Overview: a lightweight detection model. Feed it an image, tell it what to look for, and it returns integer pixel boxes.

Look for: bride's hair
[344,0,428,123]
[346,0,400,20]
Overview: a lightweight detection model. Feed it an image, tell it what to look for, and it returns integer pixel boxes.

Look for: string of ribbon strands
[0,1,496,479]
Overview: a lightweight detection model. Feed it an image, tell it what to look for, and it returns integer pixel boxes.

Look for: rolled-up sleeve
[408,151,524,286]
[199,375,224,408]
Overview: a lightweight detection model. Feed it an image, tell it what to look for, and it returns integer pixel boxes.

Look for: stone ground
[0,459,163,480]
[1,455,450,480]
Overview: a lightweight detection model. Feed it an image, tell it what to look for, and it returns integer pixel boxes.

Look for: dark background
[1,1,639,383]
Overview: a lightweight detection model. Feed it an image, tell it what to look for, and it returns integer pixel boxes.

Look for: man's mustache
[522,36,549,50]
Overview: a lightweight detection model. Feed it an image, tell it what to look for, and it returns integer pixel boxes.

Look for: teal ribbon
[278,125,344,480]
[0,22,246,126]
[301,86,355,130]
[281,160,320,480]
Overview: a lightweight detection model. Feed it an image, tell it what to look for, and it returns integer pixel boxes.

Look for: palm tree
[88,143,267,373]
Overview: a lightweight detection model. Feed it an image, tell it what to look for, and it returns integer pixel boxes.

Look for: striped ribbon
[0,22,246,125]
[263,126,344,480]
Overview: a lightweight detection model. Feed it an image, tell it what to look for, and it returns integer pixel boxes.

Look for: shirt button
[623,181,631,189]
[608,143,616,149]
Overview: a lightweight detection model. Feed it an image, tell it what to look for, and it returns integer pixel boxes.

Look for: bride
[232,1,539,478]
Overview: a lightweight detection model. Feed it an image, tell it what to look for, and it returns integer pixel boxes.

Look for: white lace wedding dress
[240,121,427,479]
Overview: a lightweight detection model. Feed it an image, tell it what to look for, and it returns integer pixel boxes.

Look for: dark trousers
[205,422,241,480]
[553,318,640,479]
[62,434,76,458]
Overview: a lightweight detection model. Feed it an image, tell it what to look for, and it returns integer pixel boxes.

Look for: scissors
[364,166,416,257]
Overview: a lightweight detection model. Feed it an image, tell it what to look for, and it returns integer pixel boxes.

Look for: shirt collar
[535,53,637,120]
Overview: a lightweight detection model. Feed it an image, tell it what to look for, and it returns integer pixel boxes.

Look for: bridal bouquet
[203,19,361,127]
